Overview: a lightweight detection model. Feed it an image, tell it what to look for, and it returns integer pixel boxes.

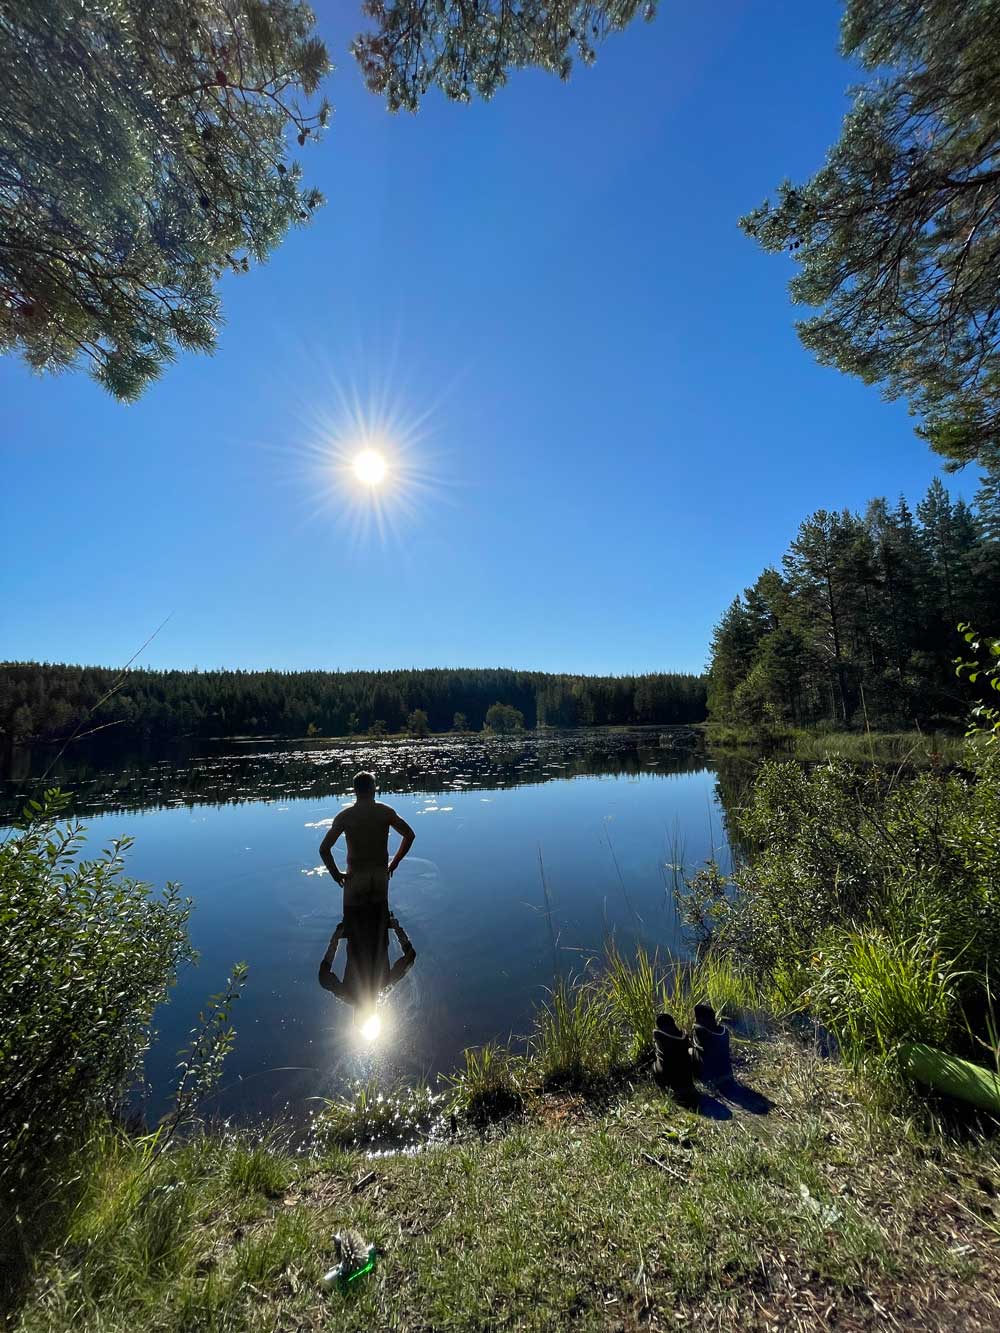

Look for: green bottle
[322,1229,377,1292]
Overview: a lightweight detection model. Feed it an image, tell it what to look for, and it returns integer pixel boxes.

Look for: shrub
[407,708,430,737]
[674,860,731,955]
[697,743,1000,1061]
[0,792,193,1276]
[483,702,524,734]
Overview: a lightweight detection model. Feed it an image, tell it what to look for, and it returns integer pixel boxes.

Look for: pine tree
[741,1,1000,468]
[353,1,657,112]
[2,0,330,399]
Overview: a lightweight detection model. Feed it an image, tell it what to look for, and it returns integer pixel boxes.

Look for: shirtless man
[318,771,415,907]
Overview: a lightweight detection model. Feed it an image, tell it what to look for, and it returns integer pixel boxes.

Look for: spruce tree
[917,479,960,626]
[783,511,855,724]
[706,598,757,720]
[975,468,1000,547]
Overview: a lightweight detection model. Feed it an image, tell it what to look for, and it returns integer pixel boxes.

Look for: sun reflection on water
[358,1011,382,1043]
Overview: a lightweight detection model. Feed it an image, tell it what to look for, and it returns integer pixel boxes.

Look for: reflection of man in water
[318,771,415,907]
[318,906,416,1008]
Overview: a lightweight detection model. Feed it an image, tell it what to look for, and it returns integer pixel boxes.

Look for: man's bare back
[318,771,415,907]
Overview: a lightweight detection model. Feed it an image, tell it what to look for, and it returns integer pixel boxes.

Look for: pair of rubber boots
[653,1004,732,1104]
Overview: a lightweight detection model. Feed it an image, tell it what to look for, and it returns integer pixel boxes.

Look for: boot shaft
[692,1009,732,1084]
[653,1013,697,1103]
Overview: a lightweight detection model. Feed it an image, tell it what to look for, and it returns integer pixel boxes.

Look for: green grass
[530,975,613,1087]
[601,940,661,1063]
[315,1075,446,1150]
[309,947,762,1155]
[809,929,965,1070]
[224,1142,291,1199]
[703,722,967,765]
[9,948,1000,1330]
[788,727,967,765]
[442,1041,526,1122]
[12,1037,1000,1332]
[659,951,766,1032]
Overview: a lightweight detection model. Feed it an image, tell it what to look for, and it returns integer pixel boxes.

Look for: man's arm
[317,923,348,996]
[319,813,346,886]
[322,921,346,966]
[387,809,415,877]
[386,914,416,986]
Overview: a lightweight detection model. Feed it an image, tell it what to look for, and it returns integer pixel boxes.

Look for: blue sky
[1,1,977,676]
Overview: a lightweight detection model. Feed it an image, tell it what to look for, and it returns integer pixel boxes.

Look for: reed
[808,930,965,1071]
[530,977,612,1087]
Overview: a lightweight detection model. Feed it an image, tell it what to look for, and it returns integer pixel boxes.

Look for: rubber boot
[692,1003,732,1085]
[653,1013,698,1107]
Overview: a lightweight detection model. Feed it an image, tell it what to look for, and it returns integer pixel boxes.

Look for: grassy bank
[702,722,967,765]
[12,1034,1000,1332]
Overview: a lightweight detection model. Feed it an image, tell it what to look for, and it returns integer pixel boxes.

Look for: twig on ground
[641,1151,686,1183]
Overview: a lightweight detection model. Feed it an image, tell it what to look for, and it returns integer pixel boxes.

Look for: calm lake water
[2,731,748,1125]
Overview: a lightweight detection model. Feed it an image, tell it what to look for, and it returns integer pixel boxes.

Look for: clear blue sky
[0,1,977,676]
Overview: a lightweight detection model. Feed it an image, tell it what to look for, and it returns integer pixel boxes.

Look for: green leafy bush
[700,744,1000,1065]
[956,624,1000,743]
[483,702,525,734]
[0,792,193,1224]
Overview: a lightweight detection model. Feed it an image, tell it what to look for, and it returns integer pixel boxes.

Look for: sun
[353,449,387,487]
[290,353,452,548]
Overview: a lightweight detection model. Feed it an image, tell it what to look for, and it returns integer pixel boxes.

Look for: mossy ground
[13,1035,1000,1331]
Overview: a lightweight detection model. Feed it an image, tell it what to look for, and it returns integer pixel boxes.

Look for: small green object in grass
[902,1043,1000,1113]
[322,1228,377,1292]
[339,1249,376,1290]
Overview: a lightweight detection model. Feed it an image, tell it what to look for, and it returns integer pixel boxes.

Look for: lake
[1,730,749,1125]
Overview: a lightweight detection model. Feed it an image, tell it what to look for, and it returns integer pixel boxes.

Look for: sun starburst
[289,355,450,548]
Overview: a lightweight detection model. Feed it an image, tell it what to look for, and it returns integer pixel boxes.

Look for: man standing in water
[318,771,415,907]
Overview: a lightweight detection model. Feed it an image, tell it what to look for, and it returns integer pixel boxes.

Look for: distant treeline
[707,476,1000,729]
[0,664,707,744]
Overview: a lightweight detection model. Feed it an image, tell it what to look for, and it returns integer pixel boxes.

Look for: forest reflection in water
[0,730,758,1122]
[0,727,755,819]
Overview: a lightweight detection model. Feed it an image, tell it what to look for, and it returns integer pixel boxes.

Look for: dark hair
[353,771,376,796]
